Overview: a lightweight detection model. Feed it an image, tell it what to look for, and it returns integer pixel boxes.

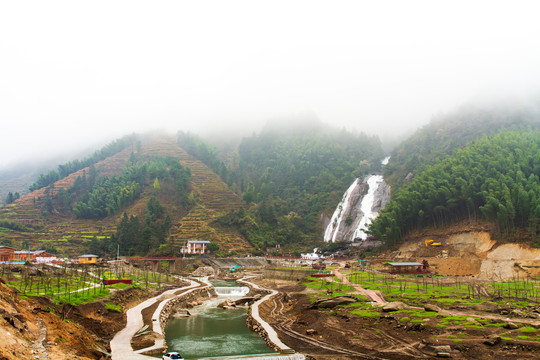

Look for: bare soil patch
[254,278,540,360]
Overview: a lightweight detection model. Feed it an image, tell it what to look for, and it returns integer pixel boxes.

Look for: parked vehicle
[162,352,184,360]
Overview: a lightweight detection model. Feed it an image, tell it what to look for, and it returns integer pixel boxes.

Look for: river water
[163,281,275,359]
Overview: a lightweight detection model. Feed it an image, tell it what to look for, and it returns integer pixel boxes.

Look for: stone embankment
[110,278,202,360]
[156,285,216,340]
[239,277,296,355]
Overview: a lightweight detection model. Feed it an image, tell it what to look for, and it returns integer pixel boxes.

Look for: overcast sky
[1,0,540,168]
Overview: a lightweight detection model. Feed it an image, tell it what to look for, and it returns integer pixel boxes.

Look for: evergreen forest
[370,130,540,248]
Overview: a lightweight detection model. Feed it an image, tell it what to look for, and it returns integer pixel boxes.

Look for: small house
[33,250,57,264]
[386,261,429,274]
[78,254,99,264]
[181,240,210,255]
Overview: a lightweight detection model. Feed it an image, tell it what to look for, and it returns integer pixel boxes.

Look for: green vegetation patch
[350,309,380,318]
[105,302,122,312]
[519,326,537,334]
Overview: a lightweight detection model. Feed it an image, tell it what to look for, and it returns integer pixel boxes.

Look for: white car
[162,352,184,360]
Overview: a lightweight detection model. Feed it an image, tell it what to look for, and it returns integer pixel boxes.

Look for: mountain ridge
[0,136,251,256]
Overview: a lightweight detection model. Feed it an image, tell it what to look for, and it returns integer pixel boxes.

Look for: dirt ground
[0,277,156,360]
[254,278,540,360]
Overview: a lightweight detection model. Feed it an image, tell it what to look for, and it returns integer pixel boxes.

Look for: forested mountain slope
[181,119,386,252]
[370,130,540,248]
[0,136,250,257]
[385,104,540,190]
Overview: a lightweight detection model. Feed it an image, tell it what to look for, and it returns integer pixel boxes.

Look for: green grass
[519,326,537,334]
[350,309,380,318]
[342,302,371,308]
[515,335,531,340]
[105,302,122,312]
[400,317,410,322]
[343,270,540,310]
[57,288,110,305]
[485,322,506,328]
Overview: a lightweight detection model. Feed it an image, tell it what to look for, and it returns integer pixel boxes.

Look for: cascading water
[214,286,250,296]
[323,180,360,243]
[352,175,384,240]
[324,157,391,243]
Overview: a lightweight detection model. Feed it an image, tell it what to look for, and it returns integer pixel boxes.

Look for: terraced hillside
[141,138,251,252]
[0,137,251,256]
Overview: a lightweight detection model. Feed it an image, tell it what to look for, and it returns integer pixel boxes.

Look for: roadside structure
[78,254,99,264]
[386,261,429,274]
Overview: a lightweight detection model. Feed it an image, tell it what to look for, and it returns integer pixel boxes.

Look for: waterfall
[323,179,360,242]
[352,175,384,240]
[324,157,391,243]
[214,286,250,296]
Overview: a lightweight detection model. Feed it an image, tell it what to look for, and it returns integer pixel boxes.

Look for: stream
[162,281,275,359]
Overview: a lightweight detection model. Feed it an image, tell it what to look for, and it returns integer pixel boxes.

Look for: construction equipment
[425,239,441,247]
[358,259,370,267]
[230,265,242,272]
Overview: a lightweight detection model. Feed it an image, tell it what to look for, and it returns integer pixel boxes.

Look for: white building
[180,240,211,255]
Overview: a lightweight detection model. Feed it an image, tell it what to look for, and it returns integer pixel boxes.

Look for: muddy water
[163,282,274,359]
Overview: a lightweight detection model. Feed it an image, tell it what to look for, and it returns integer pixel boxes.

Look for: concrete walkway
[111,276,304,360]
[238,277,296,354]
[134,279,212,355]
[110,279,200,360]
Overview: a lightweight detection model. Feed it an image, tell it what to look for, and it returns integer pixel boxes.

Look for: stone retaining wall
[158,286,216,337]
[263,268,319,281]
[246,309,279,352]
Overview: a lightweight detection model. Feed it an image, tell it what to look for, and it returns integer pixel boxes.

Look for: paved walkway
[238,277,296,354]
[110,279,200,360]
[134,279,212,355]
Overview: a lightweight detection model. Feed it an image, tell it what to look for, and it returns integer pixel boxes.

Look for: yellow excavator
[425,239,441,247]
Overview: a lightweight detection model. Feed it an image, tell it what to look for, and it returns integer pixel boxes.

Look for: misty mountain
[0,121,386,256]
[209,120,385,251]
[384,103,540,190]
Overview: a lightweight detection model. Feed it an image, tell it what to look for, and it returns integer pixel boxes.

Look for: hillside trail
[333,266,386,306]
[333,265,540,326]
